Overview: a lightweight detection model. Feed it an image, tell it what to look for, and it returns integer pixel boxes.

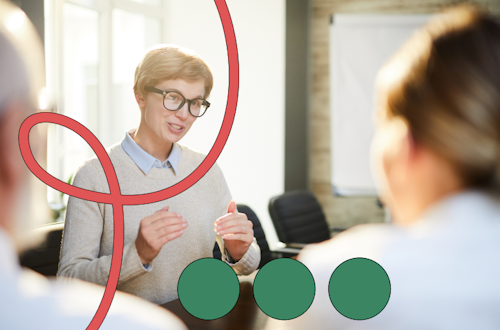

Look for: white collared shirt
[0,229,186,329]
[266,191,500,330]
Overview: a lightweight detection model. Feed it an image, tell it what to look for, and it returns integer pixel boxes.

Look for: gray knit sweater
[58,143,260,304]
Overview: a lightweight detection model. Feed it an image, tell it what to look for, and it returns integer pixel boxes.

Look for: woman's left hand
[214,200,254,261]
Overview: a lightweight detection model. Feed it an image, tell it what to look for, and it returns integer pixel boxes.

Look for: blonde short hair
[133,45,213,99]
[377,5,500,191]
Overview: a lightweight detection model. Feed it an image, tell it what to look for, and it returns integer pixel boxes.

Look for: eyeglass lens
[164,91,207,117]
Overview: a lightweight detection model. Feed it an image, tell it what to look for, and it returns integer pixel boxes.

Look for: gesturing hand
[135,206,187,265]
[215,200,254,262]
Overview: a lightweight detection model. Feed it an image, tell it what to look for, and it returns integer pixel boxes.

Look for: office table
[161,272,268,330]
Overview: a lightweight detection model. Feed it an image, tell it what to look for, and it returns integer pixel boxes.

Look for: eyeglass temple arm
[144,86,165,95]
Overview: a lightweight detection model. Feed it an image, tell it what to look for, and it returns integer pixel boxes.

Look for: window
[45,0,165,218]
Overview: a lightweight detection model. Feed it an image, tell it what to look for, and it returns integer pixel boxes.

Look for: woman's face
[139,79,205,145]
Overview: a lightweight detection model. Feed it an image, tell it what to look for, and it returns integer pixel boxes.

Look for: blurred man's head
[0,0,45,246]
[372,5,500,223]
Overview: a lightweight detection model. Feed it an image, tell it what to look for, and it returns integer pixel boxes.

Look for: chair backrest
[268,190,330,244]
[19,222,64,276]
[213,204,272,269]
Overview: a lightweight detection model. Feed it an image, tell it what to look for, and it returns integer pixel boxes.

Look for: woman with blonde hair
[59,45,260,304]
[267,5,500,330]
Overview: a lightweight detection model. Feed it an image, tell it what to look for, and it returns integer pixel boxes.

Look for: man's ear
[135,93,146,109]
[402,128,420,169]
[0,101,28,189]
[394,125,427,188]
[382,119,412,184]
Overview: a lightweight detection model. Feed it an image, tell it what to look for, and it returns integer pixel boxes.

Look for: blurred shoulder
[298,223,402,274]
[9,270,186,330]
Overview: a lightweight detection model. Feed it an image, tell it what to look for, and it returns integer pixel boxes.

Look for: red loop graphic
[18,1,238,328]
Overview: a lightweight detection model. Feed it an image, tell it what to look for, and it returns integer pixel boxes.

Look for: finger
[216,221,251,235]
[150,211,183,223]
[223,216,252,227]
[227,200,237,214]
[216,217,251,231]
[143,210,179,226]
[146,222,187,248]
[150,216,186,231]
[148,229,185,250]
[214,213,232,226]
[152,206,170,217]
[218,224,253,236]
[156,206,169,212]
[158,229,185,246]
[215,213,248,226]
[157,222,188,236]
[222,233,253,242]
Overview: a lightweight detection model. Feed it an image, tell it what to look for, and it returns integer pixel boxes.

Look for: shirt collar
[121,129,181,175]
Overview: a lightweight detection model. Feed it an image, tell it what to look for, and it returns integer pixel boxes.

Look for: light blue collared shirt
[121,130,182,176]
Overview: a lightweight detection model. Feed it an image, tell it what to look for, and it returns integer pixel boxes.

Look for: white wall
[164,0,285,249]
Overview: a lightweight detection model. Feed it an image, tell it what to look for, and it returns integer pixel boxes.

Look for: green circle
[178,258,239,320]
[253,258,315,320]
[329,258,391,320]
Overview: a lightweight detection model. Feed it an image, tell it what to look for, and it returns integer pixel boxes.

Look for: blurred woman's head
[372,5,500,223]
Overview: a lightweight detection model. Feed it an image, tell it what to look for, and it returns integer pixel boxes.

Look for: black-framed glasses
[144,86,210,117]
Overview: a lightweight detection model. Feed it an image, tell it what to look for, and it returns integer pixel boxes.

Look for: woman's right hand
[135,207,187,265]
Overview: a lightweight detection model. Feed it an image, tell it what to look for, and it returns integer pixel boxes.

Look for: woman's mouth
[168,122,185,132]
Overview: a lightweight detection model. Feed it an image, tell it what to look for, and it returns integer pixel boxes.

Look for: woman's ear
[135,93,146,109]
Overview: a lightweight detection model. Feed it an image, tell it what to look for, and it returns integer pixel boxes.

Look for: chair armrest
[272,242,304,257]
[329,226,348,233]
[284,242,307,249]
[274,247,302,255]
[275,241,307,250]
[270,249,300,260]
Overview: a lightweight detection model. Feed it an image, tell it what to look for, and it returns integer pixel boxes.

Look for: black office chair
[19,222,64,276]
[213,204,273,269]
[269,190,342,244]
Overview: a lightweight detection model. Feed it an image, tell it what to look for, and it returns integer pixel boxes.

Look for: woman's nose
[175,102,190,120]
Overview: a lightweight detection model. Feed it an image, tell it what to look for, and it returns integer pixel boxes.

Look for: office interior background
[12,0,500,250]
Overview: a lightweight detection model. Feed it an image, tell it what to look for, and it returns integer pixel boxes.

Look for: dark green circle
[329,257,391,320]
[253,258,315,320]
[178,258,239,320]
